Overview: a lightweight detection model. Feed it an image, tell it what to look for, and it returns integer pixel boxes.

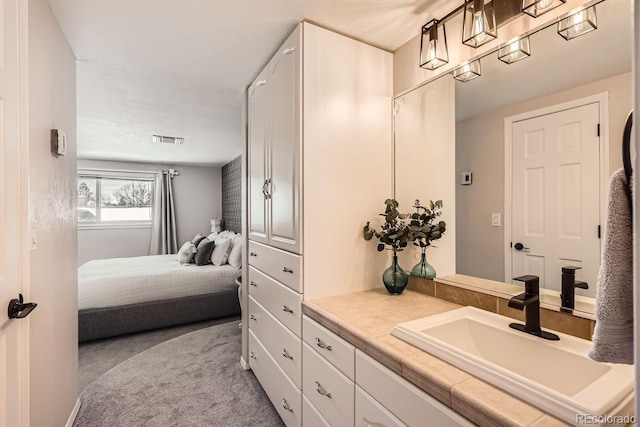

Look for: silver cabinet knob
[315,381,332,398]
[281,398,293,412]
[249,281,257,287]
[282,267,294,273]
[282,348,293,360]
[249,314,257,321]
[315,337,332,351]
[249,351,256,359]
[249,252,257,257]
[282,305,293,313]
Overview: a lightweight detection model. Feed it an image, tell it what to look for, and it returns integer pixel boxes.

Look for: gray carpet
[79,317,239,392]
[74,320,284,426]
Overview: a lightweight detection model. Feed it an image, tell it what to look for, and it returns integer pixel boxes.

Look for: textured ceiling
[49,0,449,166]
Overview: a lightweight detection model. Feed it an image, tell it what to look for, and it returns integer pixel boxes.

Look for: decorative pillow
[206,232,219,242]
[191,233,207,247]
[177,241,197,265]
[210,238,232,266]
[227,235,243,269]
[194,238,215,266]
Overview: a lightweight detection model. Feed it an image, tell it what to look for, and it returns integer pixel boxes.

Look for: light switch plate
[461,172,472,185]
[30,220,38,250]
[491,213,501,227]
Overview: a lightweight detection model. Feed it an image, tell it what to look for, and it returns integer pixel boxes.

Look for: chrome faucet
[508,275,559,341]
[560,266,588,312]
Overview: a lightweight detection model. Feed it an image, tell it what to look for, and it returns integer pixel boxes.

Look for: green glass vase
[411,251,436,279]
[383,254,408,295]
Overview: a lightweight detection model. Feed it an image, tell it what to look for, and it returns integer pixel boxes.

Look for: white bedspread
[78,255,240,310]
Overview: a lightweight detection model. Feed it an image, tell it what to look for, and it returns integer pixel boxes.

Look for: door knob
[8,294,37,319]
[513,242,530,251]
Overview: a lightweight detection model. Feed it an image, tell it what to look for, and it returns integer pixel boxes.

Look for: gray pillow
[191,233,207,247]
[194,238,215,266]
[211,238,232,266]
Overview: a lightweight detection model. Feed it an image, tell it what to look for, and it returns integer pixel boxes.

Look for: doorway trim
[503,92,610,283]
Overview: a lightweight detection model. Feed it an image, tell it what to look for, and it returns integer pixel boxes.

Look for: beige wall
[456,72,632,282]
[77,159,222,266]
[28,0,78,425]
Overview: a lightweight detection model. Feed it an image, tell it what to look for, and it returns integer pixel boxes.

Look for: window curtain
[149,170,178,255]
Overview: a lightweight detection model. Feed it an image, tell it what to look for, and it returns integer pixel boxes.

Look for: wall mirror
[393,0,631,317]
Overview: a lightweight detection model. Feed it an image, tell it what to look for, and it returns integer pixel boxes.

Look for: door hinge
[597,123,600,137]
[598,225,601,239]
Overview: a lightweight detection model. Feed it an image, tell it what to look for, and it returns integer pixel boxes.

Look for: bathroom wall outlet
[461,172,472,185]
[492,213,501,227]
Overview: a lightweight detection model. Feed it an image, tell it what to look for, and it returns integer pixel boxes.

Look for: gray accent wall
[222,156,241,233]
[78,159,222,265]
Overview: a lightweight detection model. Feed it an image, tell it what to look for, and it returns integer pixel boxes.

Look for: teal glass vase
[411,251,436,279]
[383,254,408,295]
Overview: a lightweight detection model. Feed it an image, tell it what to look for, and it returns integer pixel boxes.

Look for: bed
[78,254,241,342]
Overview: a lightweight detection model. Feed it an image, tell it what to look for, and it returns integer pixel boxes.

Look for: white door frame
[503,93,610,283]
[17,0,31,424]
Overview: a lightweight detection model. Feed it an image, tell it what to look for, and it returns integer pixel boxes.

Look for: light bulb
[537,0,552,10]
[472,12,489,42]
[427,39,437,61]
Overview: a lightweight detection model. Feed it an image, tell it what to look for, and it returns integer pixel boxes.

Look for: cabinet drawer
[355,350,473,427]
[248,240,302,292]
[303,395,331,427]
[355,385,405,427]
[248,266,301,336]
[249,297,302,388]
[249,331,302,427]
[303,316,355,381]
[303,342,354,427]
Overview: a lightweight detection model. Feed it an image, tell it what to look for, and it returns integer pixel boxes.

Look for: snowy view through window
[77,177,153,223]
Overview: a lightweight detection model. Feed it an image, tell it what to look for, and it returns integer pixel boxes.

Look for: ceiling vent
[152,135,184,145]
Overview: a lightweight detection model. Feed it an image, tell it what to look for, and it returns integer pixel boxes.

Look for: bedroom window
[77,173,154,226]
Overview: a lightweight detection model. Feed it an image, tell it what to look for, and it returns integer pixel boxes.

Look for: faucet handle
[561,266,582,274]
[513,275,539,284]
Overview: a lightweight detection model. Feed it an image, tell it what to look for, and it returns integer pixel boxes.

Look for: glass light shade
[498,37,531,64]
[453,60,481,82]
[558,6,597,40]
[420,19,449,70]
[522,0,566,18]
[462,0,497,48]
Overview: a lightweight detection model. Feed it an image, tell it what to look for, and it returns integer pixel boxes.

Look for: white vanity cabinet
[248,26,301,255]
[356,351,474,427]
[246,20,393,427]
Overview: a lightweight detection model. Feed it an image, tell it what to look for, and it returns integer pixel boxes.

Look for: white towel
[589,168,633,364]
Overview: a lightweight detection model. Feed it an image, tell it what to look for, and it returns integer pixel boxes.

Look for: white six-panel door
[0,0,28,425]
[510,101,601,297]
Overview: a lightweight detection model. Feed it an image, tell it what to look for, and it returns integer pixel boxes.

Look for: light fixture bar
[498,37,531,64]
[453,60,482,82]
[557,5,597,40]
[420,19,449,70]
[522,0,566,18]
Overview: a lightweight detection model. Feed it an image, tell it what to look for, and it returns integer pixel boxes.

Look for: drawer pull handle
[282,348,293,360]
[250,252,258,257]
[282,267,294,273]
[315,381,332,398]
[315,338,332,351]
[249,351,257,359]
[282,305,294,313]
[249,281,257,287]
[282,47,296,56]
[250,314,257,321]
[282,398,294,412]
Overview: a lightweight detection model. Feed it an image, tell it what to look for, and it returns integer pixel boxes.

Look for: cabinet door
[268,25,302,254]
[248,66,269,244]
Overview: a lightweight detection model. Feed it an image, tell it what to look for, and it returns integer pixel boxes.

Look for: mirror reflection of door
[507,97,603,298]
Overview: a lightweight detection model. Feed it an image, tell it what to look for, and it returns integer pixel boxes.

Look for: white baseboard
[240,356,251,371]
[65,398,81,427]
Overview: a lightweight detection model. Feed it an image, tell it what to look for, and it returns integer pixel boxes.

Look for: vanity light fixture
[453,60,481,82]
[498,36,531,64]
[462,0,497,48]
[420,19,449,70]
[557,6,597,40]
[522,0,566,18]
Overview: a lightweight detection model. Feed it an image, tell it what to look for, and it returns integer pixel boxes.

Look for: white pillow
[227,235,243,269]
[206,232,219,242]
[177,241,197,265]
[210,238,232,266]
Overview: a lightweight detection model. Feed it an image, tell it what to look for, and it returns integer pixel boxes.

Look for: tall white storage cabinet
[245,22,392,426]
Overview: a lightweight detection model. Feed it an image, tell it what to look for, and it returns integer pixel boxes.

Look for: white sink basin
[391,307,634,425]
